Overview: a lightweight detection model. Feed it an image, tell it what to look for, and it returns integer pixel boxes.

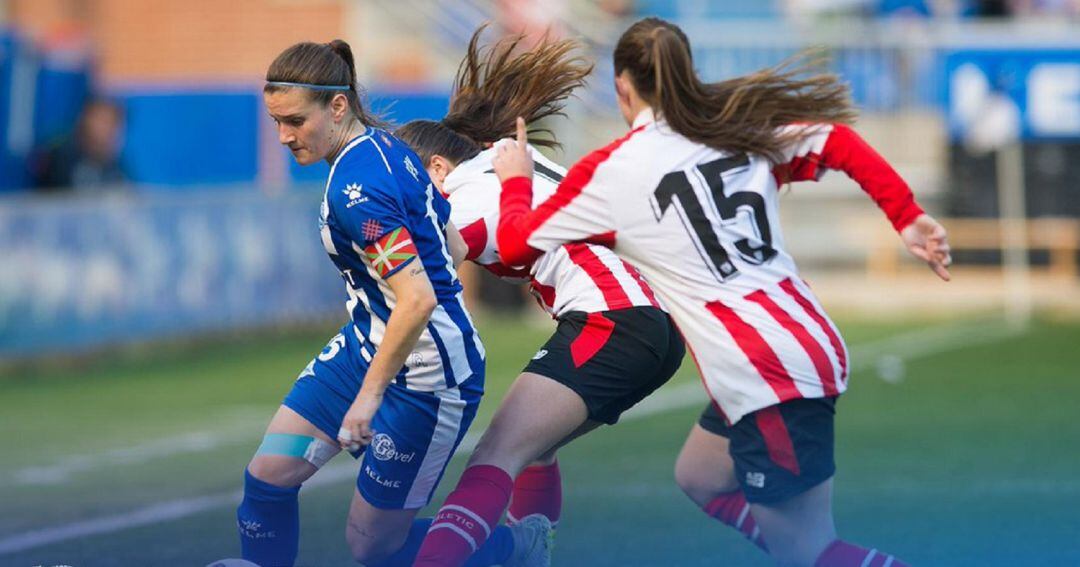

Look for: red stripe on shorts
[754,405,801,475]
[569,312,615,368]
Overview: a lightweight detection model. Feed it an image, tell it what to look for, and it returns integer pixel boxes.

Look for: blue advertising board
[0,189,345,357]
[945,49,1080,141]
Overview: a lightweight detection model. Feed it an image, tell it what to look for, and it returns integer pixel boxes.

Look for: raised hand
[900,214,952,281]
[492,116,535,183]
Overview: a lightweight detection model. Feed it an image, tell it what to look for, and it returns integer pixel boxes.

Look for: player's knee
[246,455,308,488]
[674,454,722,505]
[247,433,336,487]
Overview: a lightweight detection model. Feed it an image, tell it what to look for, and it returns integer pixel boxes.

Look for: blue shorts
[283,327,483,510]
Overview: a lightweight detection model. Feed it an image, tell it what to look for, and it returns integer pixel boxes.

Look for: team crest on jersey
[363,227,418,277]
[342,183,368,208]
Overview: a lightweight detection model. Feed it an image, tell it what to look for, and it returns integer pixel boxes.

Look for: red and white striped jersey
[444,145,659,319]
[497,109,925,424]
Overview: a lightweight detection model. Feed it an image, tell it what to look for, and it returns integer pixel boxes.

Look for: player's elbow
[403,288,438,319]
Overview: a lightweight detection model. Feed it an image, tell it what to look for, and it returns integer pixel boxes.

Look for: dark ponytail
[395,119,481,168]
[614,17,856,163]
[265,40,385,127]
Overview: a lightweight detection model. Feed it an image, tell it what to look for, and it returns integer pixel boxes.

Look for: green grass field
[1,314,1078,567]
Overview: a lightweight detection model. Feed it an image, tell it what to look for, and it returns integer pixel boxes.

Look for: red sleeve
[496,176,545,266]
[817,124,925,232]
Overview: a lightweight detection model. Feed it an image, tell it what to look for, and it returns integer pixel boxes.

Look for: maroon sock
[413,464,514,567]
[815,540,910,567]
[507,461,562,527]
[702,491,768,551]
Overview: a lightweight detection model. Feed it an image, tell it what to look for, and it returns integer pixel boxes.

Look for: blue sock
[237,468,301,567]
[367,518,515,567]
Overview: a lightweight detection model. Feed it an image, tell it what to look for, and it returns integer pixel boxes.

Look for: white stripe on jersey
[429,304,475,386]
[321,224,338,256]
[782,279,847,385]
[788,278,850,381]
[588,243,653,307]
[404,387,467,508]
[423,180,460,283]
[351,326,374,363]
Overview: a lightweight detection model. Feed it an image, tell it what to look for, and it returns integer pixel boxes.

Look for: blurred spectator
[34,98,127,192]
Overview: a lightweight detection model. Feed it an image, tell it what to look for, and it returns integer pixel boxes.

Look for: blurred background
[0,1,1078,566]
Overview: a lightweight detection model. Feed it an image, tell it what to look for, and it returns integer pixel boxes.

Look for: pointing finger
[516,117,527,149]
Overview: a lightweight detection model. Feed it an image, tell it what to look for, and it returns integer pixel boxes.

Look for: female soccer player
[487,17,952,567]
[236,40,546,567]
[401,29,684,567]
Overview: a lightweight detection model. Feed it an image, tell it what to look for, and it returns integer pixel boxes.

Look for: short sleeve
[331,179,418,278]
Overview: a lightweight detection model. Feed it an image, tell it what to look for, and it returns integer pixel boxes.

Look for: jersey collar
[632,107,656,129]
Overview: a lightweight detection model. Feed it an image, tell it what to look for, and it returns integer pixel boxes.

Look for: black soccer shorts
[699,396,838,504]
[523,306,684,425]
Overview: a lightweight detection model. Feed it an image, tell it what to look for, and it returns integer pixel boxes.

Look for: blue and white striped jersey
[318,128,485,392]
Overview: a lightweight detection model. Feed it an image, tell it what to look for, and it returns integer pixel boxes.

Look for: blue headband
[266,81,351,91]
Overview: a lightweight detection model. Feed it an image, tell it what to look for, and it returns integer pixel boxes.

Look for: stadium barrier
[0,187,344,358]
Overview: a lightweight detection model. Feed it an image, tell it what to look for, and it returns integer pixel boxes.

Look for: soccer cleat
[504,513,553,567]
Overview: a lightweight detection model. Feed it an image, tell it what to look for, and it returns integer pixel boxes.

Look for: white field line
[0,319,1023,556]
[7,409,268,486]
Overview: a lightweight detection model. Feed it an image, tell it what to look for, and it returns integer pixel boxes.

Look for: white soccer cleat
[505,513,553,567]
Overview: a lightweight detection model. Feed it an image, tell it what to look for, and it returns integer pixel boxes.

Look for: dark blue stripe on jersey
[426,321,457,389]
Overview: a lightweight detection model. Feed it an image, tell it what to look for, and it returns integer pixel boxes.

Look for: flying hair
[614,17,857,163]
[442,24,593,149]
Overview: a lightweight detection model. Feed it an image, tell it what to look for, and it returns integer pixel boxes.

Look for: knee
[247,455,308,488]
[673,457,709,504]
[674,454,733,506]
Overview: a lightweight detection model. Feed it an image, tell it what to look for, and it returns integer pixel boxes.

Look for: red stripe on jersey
[621,259,659,308]
[570,312,616,368]
[529,280,557,312]
[754,405,801,475]
[779,279,848,383]
[458,219,488,261]
[564,243,633,311]
[497,125,647,266]
[706,300,802,402]
[745,289,839,397]
[772,153,822,185]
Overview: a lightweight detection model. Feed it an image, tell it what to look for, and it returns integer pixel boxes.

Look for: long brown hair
[613,17,856,163]
[396,25,593,167]
[264,40,385,127]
